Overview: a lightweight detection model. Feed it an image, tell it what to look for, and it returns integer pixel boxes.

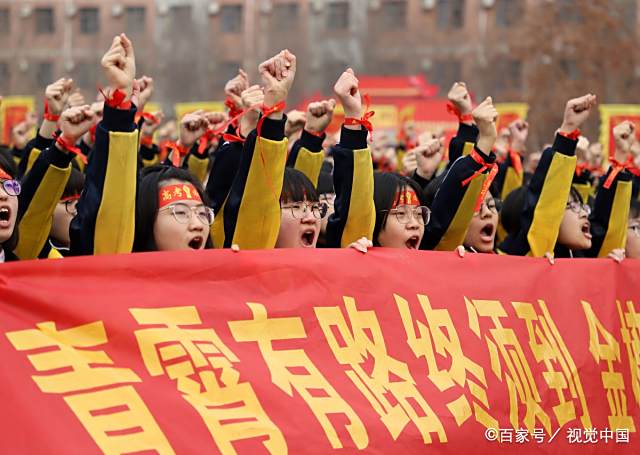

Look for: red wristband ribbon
[558,129,581,141]
[225,97,244,123]
[344,94,375,136]
[53,133,88,165]
[461,148,499,213]
[99,88,132,110]
[43,100,60,122]
[446,102,473,123]
[256,101,286,139]
[507,148,523,175]
[222,132,245,144]
[164,141,190,167]
[603,155,634,189]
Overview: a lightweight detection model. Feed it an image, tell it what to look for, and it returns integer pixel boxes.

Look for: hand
[101,33,136,99]
[559,94,597,134]
[456,245,466,258]
[305,99,336,135]
[401,150,418,175]
[141,111,164,137]
[284,110,306,137]
[259,50,296,110]
[11,121,31,149]
[239,85,264,136]
[472,97,498,154]
[576,136,591,164]
[134,76,154,111]
[45,78,74,116]
[179,110,208,147]
[508,119,528,152]
[333,68,362,120]
[348,237,373,254]
[225,69,249,107]
[607,248,626,263]
[414,136,445,180]
[59,105,97,144]
[67,89,85,108]
[447,82,472,115]
[613,120,635,162]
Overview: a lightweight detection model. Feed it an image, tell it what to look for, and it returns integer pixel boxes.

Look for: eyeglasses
[383,205,431,225]
[0,179,20,197]
[61,198,79,216]
[320,193,336,206]
[281,202,329,219]
[159,203,215,226]
[566,201,591,216]
[474,198,502,216]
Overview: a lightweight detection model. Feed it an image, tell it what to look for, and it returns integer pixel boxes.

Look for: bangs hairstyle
[63,168,85,199]
[373,172,426,246]
[133,165,212,252]
[0,153,18,252]
[280,168,319,204]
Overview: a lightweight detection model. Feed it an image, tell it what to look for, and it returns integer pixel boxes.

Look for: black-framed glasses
[382,205,431,225]
[474,198,502,216]
[281,202,329,219]
[61,198,79,216]
[566,201,591,216]
[159,203,215,226]
[0,179,20,197]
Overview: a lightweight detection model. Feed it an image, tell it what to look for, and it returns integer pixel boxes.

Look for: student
[0,153,21,262]
[626,199,640,259]
[49,168,84,255]
[462,190,501,253]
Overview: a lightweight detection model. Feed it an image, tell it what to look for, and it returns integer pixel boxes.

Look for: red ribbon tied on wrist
[603,155,634,189]
[165,141,189,167]
[43,100,60,122]
[558,129,581,141]
[446,102,473,123]
[461,148,498,213]
[344,94,375,136]
[53,132,88,165]
[256,101,286,139]
[507,148,523,175]
[138,112,159,125]
[99,87,132,110]
[225,97,243,124]
[222,132,245,144]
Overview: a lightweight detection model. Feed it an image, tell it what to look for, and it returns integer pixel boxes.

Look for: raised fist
[305,99,336,135]
[59,105,97,143]
[613,120,636,162]
[472,97,498,154]
[134,75,154,111]
[45,78,74,116]
[333,68,362,120]
[204,111,228,132]
[67,89,86,108]
[179,110,208,147]
[141,111,164,137]
[508,119,529,151]
[284,110,306,137]
[559,94,597,134]
[447,82,472,115]
[259,50,296,108]
[225,69,249,107]
[239,85,264,136]
[101,34,136,98]
[414,136,444,180]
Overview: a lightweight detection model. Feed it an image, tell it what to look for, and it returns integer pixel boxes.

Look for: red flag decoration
[0,249,638,454]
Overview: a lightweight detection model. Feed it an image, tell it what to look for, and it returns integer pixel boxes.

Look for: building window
[431,59,462,91]
[437,0,464,29]
[125,7,146,34]
[327,2,349,30]
[496,0,523,27]
[273,3,299,29]
[220,5,243,33]
[35,7,55,34]
[36,62,53,88]
[0,8,10,33]
[79,8,100,35]
[493,59,522,92]
[382,1,407,28]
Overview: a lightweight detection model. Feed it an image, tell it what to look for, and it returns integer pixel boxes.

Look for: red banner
[0,249,638,454]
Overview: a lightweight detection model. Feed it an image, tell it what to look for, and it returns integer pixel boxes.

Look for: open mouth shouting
[581,221,592,240]
[188,235,205,250]
[0,205,12,229]
[479,222,495,243]
[300,227,318,248]
[405,235,420,249]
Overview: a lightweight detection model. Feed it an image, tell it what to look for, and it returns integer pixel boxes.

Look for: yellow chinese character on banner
[394,293,497,430]
[513,300,592,429]
[466,298,551,434]
[6,321,174,455]
[228,303,368,450]
[130,306,286,455]
[582,300,636,432]
[316,296,447,445]
[618,300,640,409]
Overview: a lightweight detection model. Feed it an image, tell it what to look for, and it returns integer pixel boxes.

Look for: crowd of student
[0,33,637,264]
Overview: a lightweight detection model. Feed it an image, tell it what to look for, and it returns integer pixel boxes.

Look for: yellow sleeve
[293,147,324,187]
[187,154,209,184]
[340,147,375,247]
[501,166,524,201]
[597,179,632,258]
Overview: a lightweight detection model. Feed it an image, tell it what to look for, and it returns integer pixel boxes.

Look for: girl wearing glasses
[462,190,501,254]
[626,200,640,259]
[0,153,20,262]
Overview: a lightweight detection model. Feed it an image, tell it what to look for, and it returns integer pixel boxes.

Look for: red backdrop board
[0,249,638,454]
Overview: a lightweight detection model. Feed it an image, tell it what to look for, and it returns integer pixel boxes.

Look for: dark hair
[0,147,18,177]
[133,165,212,252]
[373,172,426,246]
[63,168,85,199]
[630,199,640,220]
[281,168,319,204]
[317,170,334,195]
[0,153,19,253]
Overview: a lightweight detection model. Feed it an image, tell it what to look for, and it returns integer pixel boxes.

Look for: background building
[0,0,638,145]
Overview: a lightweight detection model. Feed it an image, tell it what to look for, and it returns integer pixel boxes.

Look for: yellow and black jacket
[69,104,138,255]
[15,143,73,260]
[325,126,375,248]
[422,147,497,251]
[447,122,478,165]
[286,129,326,187]
[495,152,524,201]
[17,134,53,178]
[220,116,288,249]
[499,133,577,257]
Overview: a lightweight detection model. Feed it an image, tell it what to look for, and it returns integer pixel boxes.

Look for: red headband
[0,166,11,181]
[393,189,420,208]
[158,183,202,208]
